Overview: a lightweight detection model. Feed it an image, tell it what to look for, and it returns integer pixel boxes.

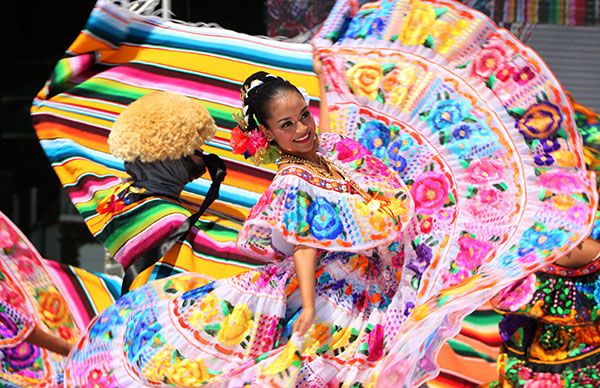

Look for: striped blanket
[30,1,501,385]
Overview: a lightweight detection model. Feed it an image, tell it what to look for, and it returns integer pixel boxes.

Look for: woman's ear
[260,124,274,141]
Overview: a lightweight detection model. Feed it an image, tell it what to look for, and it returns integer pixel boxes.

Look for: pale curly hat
[108,91,216,162]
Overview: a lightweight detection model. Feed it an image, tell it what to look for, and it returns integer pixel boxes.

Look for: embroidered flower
[479,189,500,205]
[419,217,433,234]
[90,310,122,340]
[37,288,69,327]
[83,368,115,388]
[346,60,384,99]
[386,138,408,173]
[514,66,536,85]
[125,310,160,363]
[538,171,583,194]
[407,243,433,275]
[428,99,471,132]
[411,172,450,214]
[307,197,344,240]
[517,101,563,140]
[358,121,390,159]
[472,44,509,78]
[401,0,436,46]
[522,225,568,251]
[335,138,369,163]
[367,324,384,361]
[464,158,504,184]
[534,153,555,166]
[165,358,210,386]
[0,221,19,250]
[496,65,515,82]
[248,186,275,219]
[2,342,40,370]
[540,138,561,153]
[494,274,537,311]
[364,155,392,176]
[455,235,493,270]
[447,139,473,158]
[217,303,253,347]
[553,194,576,212]
[0,312,19,339]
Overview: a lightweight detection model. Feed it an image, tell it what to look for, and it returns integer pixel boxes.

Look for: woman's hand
[293,306,315,336]
[313,52,323,76]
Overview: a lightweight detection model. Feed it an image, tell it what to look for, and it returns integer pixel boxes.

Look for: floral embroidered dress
[0,212,121,387]
[491,257,600,387]
[64,132,416,386]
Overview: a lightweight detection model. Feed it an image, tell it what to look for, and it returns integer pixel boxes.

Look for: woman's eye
[301,111,311,120]
[281,121,293,128]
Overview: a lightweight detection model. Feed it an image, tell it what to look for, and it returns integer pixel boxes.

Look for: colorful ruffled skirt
[66,250,412,386]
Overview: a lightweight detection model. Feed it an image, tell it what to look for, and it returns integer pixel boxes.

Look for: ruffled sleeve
[236,133,414,262]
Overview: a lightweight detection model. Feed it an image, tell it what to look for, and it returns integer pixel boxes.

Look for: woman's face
[260,90,317,160]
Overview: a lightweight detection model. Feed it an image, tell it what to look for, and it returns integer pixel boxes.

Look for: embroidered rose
[464,158,504,184]
[83,368,116,388]
[2,342,40,370]
[538,171,582,194]
[0,312,19,339]
[307,197,344,240]
[90,309,122,340]
[37,288,69,327]
[346,60,384,99]
[493,274,537,311]
[496,65,515,82]
[335,138,369,163]
[455,235,493,270]
[358,120,390,159]
[428,99,471,132]
[367,324,385,361]
[514,66,536,86]
[411,172,450,214]
[522,225,568,251]
[165,358,210,386]
[517,101,563,140]
[472,44,509,78]
[217,303,253,347]
[400,0,436,46]
[0,221,19,250]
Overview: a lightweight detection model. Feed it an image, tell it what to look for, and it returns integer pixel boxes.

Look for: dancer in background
[0,212,120,386]
[490,103,600,387]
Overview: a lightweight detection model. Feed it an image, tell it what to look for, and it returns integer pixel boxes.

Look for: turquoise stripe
[40,138,259,208]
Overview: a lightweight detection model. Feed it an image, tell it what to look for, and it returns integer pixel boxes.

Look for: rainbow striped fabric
[30,1,503,385]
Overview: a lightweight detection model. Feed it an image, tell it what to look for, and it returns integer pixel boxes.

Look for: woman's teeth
[294,133,310,142]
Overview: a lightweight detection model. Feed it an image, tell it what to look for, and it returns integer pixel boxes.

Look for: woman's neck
[285,151,319,165]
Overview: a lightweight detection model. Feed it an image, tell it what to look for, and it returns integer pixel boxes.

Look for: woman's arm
[314,52,330,134]
[26,325,72,356]
[292,245,318,336]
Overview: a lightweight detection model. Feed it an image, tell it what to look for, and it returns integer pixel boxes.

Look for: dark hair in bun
[240,71,302,131]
